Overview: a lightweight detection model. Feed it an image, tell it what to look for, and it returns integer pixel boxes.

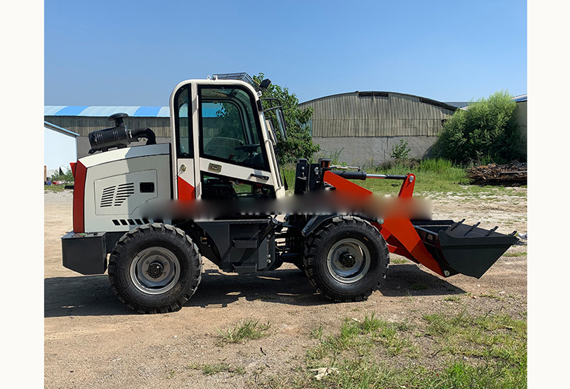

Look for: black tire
[303,216,389,302]
[108,223,202,314]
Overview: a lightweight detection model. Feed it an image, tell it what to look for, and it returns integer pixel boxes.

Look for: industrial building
[298,91,458,166]
[45,92,527,165]
[44,106,172,158]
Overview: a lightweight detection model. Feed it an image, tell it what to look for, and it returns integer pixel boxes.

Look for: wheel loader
[61,73,518,314]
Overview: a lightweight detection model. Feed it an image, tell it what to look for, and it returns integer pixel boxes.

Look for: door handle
[250,173,269,181]
[176,164,187,178]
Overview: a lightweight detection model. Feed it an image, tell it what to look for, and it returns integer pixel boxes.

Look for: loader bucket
[412,220,518,278]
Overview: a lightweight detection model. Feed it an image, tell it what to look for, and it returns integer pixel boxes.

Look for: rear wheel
[108,223,202,314]
[303,216,389,302]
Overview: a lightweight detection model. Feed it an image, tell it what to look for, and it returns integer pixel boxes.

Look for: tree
[253,73,320,164]
[431,91,524,164]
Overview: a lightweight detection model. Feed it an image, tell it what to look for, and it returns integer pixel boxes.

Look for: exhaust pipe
[88,113,156,153]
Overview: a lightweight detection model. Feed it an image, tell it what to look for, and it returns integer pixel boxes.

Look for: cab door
[196,84,277,201]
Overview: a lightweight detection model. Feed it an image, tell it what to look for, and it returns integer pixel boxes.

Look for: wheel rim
[130,247,180,294]
[327,238,371,283]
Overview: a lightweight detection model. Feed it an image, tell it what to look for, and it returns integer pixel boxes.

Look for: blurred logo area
[141,191,432,222]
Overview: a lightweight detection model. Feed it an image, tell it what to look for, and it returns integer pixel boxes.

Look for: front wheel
[108,223,202,314]
[303,216,389,302]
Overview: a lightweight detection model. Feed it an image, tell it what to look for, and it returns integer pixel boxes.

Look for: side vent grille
[112,218,151,227]
[100,186,115,207]
[99,183,135,208]
[115,183,135,206]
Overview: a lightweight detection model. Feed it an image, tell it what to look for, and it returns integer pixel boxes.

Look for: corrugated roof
[300,91,459,112]
[45,106,171,117]
[445,102,469,108]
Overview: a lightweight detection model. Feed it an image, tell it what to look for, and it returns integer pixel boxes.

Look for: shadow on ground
[44,263,465,318]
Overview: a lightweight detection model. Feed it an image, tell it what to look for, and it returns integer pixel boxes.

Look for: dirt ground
[44,189,527,388]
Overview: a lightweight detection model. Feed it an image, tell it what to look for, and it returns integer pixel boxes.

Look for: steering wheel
[235,144,260,153]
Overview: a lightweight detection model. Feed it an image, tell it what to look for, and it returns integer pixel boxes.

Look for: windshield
[199,86,269,171]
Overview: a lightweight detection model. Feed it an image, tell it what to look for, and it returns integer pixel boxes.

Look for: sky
[44,0,527,107]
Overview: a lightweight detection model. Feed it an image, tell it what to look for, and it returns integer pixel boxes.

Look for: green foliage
[390,139,411,160]
[363,158,470,195]
[432,91,524,164]
[253,73,320,164]
[49,167,74,183]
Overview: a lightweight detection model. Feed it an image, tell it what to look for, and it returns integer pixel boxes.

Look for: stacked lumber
[467,162,527,185]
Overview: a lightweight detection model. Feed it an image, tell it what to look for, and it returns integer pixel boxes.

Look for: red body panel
[177,176,195,201]
[72,161,87,233]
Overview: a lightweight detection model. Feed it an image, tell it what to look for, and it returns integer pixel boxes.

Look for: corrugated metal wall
[299,92,456,137]
[44,117,172,138]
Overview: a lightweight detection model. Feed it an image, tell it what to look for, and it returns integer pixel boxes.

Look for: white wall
[313,136,438,167]
[44,126,77,174]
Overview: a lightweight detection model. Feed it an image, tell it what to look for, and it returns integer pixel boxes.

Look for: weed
[216,319,271,344]
[503,252,527,257]
[310,325,323,340]
[390,139,411,160]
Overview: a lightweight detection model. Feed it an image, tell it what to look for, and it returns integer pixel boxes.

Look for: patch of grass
[280,158,527,198]
[423,310,526,364]
[216,319,271,344]
[300,310,526,389]
[444,295,462,302]
[503,252,527,257]
[306,358,527,389]
[307,314,413,368]
[44,184,70,193]
[310,325,323,340]
[480,293,501,299]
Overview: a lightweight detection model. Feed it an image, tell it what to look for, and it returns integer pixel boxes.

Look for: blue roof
[44,105,223,118]
[45,106,171,117]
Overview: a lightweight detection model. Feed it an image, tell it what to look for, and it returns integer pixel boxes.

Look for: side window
[176,86,192,158]
[199,86,268,171]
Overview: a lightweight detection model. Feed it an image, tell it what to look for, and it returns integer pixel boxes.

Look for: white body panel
[81,144,171,232]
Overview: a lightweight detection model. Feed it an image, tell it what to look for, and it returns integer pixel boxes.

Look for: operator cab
[172,78,286,202]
